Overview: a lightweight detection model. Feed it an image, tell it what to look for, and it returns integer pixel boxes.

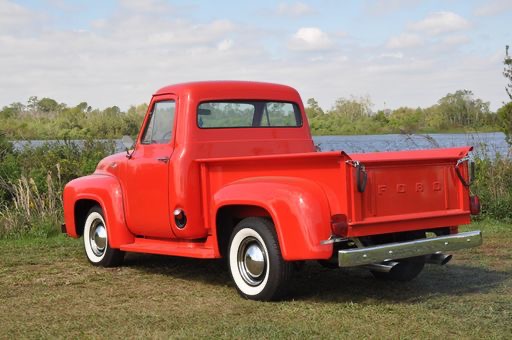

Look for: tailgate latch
[455,155,474,187]
[346,160,367,193]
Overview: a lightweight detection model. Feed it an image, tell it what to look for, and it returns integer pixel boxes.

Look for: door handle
[157,157,169,164]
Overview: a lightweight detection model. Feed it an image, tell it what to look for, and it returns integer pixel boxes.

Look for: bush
[0,139,115,239]
[497,102,512,145]
[0,171,62,238]
[473,155,512,220]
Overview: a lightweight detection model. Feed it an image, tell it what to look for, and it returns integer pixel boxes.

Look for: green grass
[0,221,511,339]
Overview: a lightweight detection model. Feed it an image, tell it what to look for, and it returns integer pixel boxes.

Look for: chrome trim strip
[338,230,482,267]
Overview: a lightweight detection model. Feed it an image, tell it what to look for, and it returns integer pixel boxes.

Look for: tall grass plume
[0,165,63,238]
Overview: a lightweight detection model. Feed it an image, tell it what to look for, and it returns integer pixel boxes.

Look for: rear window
[197,101,302,128]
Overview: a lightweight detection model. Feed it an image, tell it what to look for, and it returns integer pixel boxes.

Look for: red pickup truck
[63,81,482,301]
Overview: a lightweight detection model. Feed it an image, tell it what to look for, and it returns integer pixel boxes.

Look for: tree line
[0,97,148,140]
[305,90,504,136]
[0,89,505,140]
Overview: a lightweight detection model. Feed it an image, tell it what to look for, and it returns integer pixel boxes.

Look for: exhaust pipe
[363,254,451,272]
[426,253,452,266]
[363,261,399,273]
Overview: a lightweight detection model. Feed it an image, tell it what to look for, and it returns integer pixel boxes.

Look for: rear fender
[63,175,134,248]
[213,177,333,260]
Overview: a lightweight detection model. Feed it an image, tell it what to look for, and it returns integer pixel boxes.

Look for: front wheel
[83,206,124,267]
[228,217,293,301]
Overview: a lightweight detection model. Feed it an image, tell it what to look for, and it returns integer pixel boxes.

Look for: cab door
[122,95,177,238]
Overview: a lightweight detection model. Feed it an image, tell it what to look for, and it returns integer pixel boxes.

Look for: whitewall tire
[83,206,124,267]
[228,217,293,301]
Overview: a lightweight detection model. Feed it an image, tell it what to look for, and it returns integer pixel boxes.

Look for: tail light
[470,195,481,215]
[331,214,348,237]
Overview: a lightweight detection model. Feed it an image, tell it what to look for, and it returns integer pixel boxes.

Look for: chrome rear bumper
[338,230,482,267]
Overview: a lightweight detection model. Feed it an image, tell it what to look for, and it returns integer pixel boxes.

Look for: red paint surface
[63,81,475,261]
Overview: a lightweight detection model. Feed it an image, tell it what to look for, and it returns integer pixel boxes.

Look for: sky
[0,0,511,112]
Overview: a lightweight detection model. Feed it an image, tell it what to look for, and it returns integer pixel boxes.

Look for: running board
[120,238,216,259]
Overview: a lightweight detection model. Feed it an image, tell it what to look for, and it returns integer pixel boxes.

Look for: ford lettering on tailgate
[364,164,458,218]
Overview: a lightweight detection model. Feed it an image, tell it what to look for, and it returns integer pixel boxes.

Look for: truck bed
[198,146,473,238]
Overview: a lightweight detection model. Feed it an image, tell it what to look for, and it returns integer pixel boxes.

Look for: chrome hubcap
[89,220,107,257]
[238,237,266,286]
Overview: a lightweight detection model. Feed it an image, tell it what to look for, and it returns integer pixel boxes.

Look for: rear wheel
[228,217,293,301]
[83,206,124,267]
[365,231,426,282]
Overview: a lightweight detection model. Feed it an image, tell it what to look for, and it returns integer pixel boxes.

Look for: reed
[473,155,512,220]
[0,165,63,238]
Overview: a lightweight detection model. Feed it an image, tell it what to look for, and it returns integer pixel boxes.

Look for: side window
[141,100,175,144]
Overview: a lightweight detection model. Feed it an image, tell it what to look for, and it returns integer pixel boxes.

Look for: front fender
[213,177,333,261]
[63,174,134,248]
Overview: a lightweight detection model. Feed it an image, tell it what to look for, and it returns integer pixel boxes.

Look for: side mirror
[122,135,134,158]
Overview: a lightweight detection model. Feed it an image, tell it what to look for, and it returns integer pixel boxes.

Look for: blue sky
[1,0,511,111]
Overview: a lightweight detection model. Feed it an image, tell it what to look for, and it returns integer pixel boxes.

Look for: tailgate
[345,147,473,237]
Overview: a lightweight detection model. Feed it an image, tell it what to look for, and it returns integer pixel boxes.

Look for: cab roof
[154,81,301,102]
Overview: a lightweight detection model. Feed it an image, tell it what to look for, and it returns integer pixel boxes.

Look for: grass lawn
[1,221,511,338]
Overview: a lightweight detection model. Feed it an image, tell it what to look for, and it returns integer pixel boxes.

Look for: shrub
[473,155,512,220]
[0,170,62,238]
[0,139,115,238]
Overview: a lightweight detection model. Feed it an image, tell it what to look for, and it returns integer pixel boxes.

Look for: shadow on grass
[122,252,509,303]
[123,253,231,286]
[290,264,509,303]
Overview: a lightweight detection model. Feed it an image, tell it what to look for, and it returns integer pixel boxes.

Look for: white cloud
[0,2,241,108]
[474,0,512,16]
[118,0,171,13]
[379,52,404,59]
[0,0,45,34]
[364,0,422,15]
[0,1,508,114]
[208,19,235,33]
[410,11,470,35]
[363,58,433,75]
[217,39,233,51]
[386,33,423,49]
[440,35,471,47]
[147,19,234,45]
[276,2,314,17]
[288,27,333,51]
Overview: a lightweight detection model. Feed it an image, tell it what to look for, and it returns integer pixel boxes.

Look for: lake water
[12,132,510,158]
[313,132,509,158]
